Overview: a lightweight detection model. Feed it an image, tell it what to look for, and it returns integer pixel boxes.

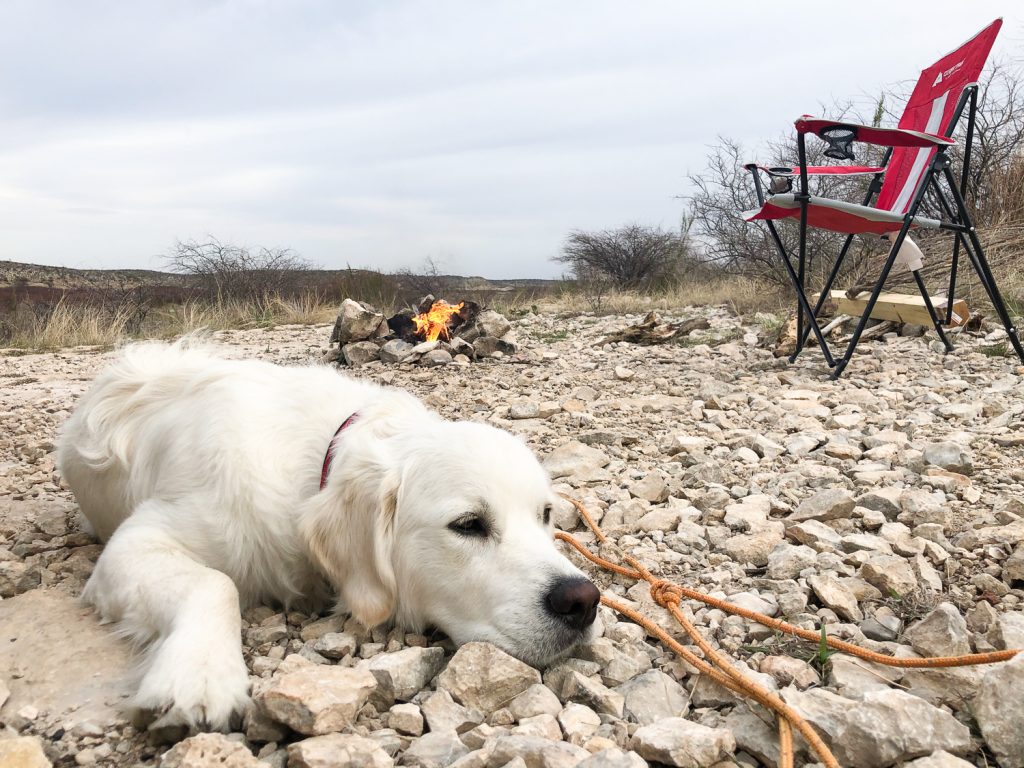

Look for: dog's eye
[543,504,552,525]
[448,515,488,538]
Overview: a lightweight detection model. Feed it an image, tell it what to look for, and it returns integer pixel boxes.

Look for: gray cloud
[0,0,1017,277]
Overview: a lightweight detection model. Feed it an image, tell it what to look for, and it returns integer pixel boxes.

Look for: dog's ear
[302,467,398,628]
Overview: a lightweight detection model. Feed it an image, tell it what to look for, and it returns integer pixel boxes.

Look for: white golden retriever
[57,339,600,731]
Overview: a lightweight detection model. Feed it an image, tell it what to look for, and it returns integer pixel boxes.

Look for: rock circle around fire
[326,296,517,367]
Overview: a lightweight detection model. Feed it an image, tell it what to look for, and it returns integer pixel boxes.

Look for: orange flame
[412,300,464,342]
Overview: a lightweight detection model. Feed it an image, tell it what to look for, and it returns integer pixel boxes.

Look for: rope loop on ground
[555,494,1020,768]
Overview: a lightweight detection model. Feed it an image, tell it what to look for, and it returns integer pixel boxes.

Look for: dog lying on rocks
[57,338,600,731]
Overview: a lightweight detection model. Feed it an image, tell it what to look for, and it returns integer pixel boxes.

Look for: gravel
[2,306,1024,766]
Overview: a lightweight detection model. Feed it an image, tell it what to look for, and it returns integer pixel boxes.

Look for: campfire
[327,295,516,367]
[411,300,466,342]
[385,296,480,346]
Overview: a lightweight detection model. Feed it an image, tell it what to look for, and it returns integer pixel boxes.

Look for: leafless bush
[946,62,1024,306]
[392,256,448,301]
[77,272,159,335]
[164,237,311,303]
[979,154,1024,294]
[554,224,696,291]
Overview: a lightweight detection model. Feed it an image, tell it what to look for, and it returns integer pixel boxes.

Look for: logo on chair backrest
[933,60,964,88]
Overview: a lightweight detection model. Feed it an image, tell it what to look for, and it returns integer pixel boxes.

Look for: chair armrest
[745,163,885,177]
[795,116,955,149]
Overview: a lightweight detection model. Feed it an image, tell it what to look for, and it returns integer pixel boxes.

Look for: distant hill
[0,260,558,294]
[0,261,188,289]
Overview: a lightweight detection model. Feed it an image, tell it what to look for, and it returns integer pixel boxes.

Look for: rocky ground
[1,306,1023,768]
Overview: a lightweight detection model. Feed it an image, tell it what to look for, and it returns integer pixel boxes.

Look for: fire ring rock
[342,341,381,367]
[420,349,453,367]
[461,309,511,342]
[331,299,387,346]
[380,339,415,364]
[472,336,516,358]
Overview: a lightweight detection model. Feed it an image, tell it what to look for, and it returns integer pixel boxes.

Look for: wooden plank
[830,290,969,327]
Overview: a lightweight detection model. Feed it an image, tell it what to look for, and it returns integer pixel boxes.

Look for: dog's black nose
[546,577,600,630]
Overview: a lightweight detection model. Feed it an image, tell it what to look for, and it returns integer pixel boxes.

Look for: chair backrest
[875,18,1001,214]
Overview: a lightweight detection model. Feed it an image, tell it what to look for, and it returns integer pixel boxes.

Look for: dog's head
[304,417,600,667]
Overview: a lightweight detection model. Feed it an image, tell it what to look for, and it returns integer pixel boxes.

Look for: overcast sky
[0,1,1019,279]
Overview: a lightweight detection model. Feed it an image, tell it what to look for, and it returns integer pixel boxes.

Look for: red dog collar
[319,413,359,490]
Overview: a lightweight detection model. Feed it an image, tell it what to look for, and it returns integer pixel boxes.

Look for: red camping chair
[742,18,1023,378]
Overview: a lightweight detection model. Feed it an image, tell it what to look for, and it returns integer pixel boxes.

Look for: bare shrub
[165,237,311,302]
[573,271,612,312]
[392,256,449,301]
[76,272,160,335]
[981,153,1024,302]
[554,224,696,291]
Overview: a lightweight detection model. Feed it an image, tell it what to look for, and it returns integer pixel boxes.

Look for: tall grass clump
[1,291,341,351]
[4,297,134,350]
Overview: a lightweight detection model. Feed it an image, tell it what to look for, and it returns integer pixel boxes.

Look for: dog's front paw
[135,629,251,732]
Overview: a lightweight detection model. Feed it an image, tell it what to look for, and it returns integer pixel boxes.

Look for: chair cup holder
[820,126,857,161]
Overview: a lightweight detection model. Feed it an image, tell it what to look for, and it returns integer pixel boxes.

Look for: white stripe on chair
[890,91,949,213]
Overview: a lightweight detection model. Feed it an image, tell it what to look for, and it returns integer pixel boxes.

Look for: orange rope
[556,495,1021,768]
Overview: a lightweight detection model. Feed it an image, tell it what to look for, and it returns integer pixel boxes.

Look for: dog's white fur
[57,339,596,730]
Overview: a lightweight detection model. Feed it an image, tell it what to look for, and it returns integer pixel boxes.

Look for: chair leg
[945,238,961,326]
[763,220,835,366]
[792,232,856,364]
[925,183,1022,360]
[795,137,810,360]
[911,269,954,352]
[793,168,884,363]
[795,204,808,358]
[777,247,837,368]
[927,178,997,302]
[831,223,912,379]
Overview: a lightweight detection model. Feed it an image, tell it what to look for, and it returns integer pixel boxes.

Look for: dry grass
[3,297,136,350]
[1,275,793,352]
[8,262,1012,354]
[994,264,1024,314]
[153,294,338,336]
[543,276,788,318]
[1,292,340,351]
[269,293,347,325]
